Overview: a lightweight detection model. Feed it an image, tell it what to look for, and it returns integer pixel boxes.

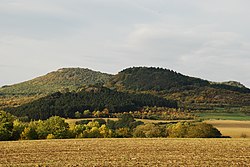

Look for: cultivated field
[197,112,250,121]
[0,138,250,167]
[205,120,250,138]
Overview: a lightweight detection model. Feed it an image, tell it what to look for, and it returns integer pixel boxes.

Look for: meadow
[197,112,250,121]
[0,138,249,166]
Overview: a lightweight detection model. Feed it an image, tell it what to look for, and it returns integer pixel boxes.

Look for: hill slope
[107,67,210,91]
[0,68,112,95]
[6,87,177,120]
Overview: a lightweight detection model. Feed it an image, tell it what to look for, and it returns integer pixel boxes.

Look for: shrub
[83,110,91,117]
[115,113,143,130]
[12,120,27,140]
[167,122,222,138]
[21,127,38,140]
[115,128,131,138]
[0,111,15,141]
[86,121,100,129]
[133,124,163,138]
[47,134,55,139]
[106,119,116,130]
[73,124,86,138]
[99,125,113,138]
[75,111,82,118]
[0,128,12,141]
[186,123,222,138]
[93,119,106,126]
[88,127,101,138]
[35,120,48,139]
[167,122,190,138]
[43,116,70,139]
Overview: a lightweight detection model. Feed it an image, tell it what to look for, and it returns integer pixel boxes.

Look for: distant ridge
[1,66,250,110]
[1,67,249,96]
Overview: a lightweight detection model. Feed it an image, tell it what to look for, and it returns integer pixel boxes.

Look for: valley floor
[0,138,249,167]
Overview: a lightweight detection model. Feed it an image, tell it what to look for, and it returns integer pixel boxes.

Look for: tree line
[0,111,222,141]
[72,106,195,121]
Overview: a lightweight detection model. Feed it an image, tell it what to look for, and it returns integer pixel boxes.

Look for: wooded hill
[106,67,210,91]
[0,68,112,95]
[107,67,250,93]
[1,67,250,115]
[106,67,250,109]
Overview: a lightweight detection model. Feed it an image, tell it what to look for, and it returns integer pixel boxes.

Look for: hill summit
[107,67,210,91]
[0,68,112,95]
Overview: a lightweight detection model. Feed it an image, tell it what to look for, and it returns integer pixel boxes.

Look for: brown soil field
[0,138,249,167]
[206,120,250,138]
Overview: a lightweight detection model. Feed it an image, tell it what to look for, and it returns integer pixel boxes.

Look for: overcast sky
[1,0,250,87]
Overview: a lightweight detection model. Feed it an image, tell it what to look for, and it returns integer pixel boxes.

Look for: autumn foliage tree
[167,122,221,138]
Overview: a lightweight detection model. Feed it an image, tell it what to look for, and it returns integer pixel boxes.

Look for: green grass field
[196,112,250,120]
[0,138,249,166]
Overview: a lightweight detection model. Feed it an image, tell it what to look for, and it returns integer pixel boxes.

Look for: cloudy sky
[1,0,250,87]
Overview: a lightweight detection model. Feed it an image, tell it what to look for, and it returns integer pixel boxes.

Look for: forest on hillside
[5,87,177,120]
